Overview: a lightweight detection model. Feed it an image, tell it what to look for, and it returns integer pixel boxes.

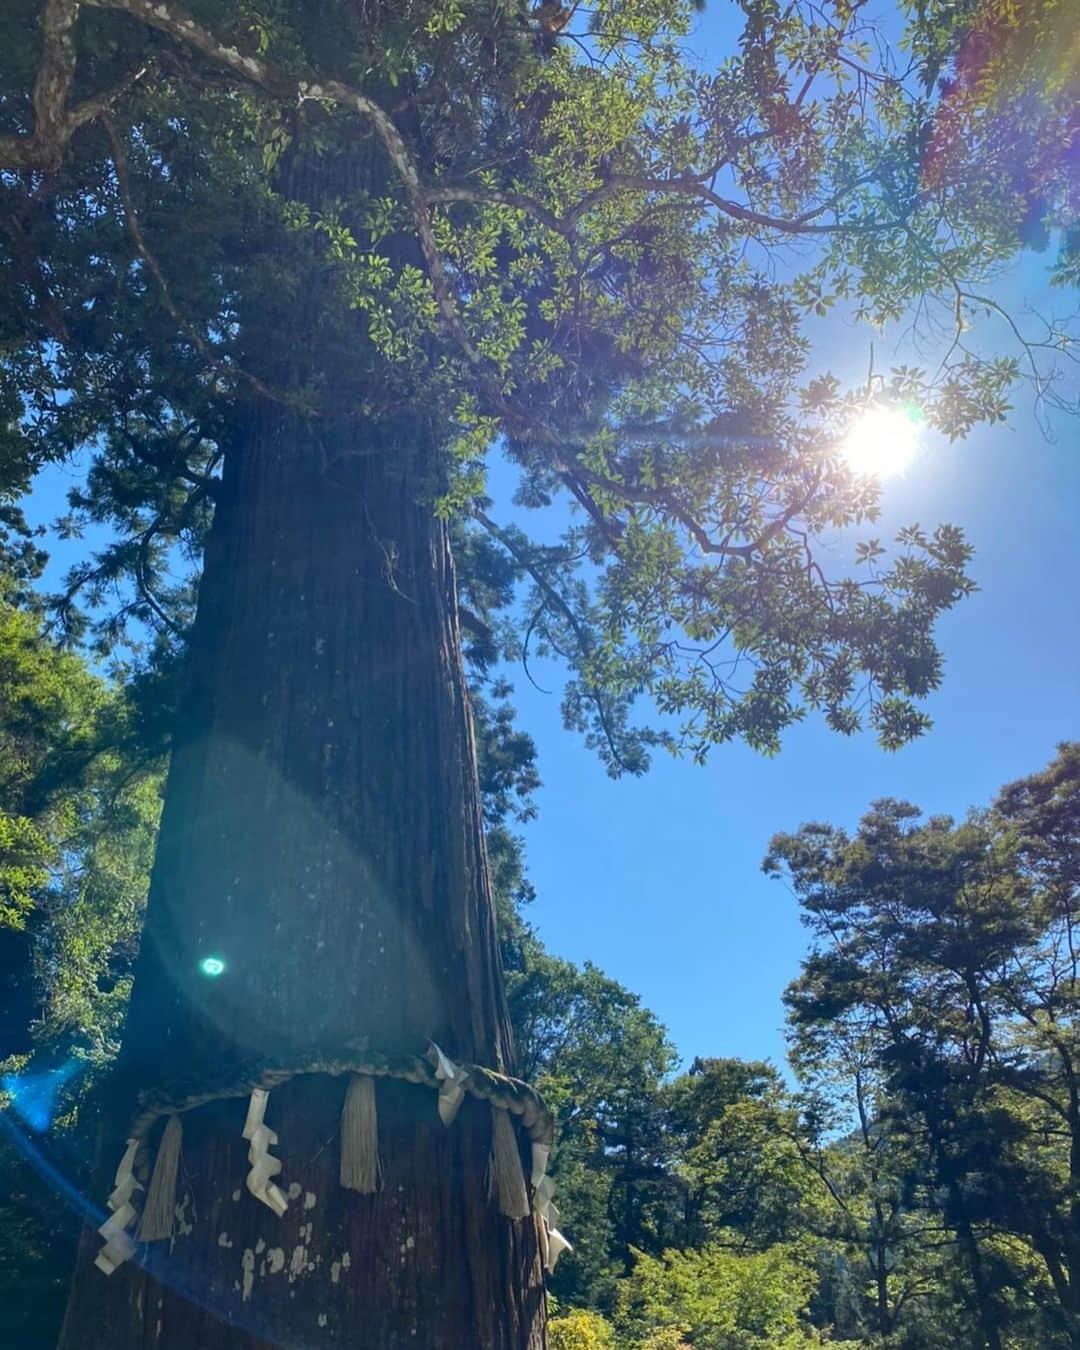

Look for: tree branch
[551,455,822,563]
[472,507,635,774]
[426,185,569,239]
[568,172,845,235]
[82,0,487,374]
[427,170,874,240]
[0,0,147,169]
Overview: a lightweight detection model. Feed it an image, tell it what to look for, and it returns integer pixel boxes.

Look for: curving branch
[86,0,487,373]
[566,173,850,236]
[0,0,481,371]
[425,184,570,240]
[0,0,146,169]
[549,453,823,563]
[430,169,880,240]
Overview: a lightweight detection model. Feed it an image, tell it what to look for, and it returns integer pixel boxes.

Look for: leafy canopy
[766,745,1080,1346]
[2,0,1068,771]
[616,1242,852,1349]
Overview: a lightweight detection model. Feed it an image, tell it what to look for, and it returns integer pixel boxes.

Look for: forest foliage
[2,586,1078,1347]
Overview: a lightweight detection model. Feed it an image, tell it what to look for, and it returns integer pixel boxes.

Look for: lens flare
[199,956,226,977]
[841,404,922,479]
[0,1110,292,1339]
[2,1061,82,1133]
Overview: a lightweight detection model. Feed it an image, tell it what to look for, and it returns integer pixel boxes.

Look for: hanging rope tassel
[536,1210,550,1270]
[340,1074,381,1194]
[488,1105,530,1220]
[137,1113,182,1242]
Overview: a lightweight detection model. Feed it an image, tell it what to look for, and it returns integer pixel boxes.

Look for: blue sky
[483,3,1080,1072]
[21,6,1080,1080]
[498,383,1078,1070]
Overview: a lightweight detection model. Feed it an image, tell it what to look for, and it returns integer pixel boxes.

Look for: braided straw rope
[125,1048,554,1152]
[97,1045,564,1277]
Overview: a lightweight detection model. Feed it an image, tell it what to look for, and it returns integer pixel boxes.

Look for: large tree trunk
[57,397,548,1347]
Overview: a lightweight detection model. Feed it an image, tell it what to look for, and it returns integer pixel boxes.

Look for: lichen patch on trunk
[240,1249,255,1302]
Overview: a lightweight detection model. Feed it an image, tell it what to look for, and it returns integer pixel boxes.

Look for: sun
[841,404,923,478]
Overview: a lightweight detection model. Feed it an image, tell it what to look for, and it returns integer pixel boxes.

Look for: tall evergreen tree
[769,749,1080,1347]
[1,0,1072,1344]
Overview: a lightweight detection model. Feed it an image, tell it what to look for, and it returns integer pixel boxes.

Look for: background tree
[510,936,678,1308]
[0,588,161,1348]
[665,1057,818,1252]
[990,746,1080,1338]
[547,1306,618,1350]
[768,745,1080,1347]
[614,1242,851,1349]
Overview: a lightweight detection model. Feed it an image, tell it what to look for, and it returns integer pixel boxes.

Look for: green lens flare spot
[900,400,925,425]
[199,956,226,977]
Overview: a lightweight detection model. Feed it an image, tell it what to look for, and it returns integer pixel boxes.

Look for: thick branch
[0,0,481,372]
[426,185,569,238]
[0,0,79,169]
[427,173,865,240]
[553,455,821,562]
[566,173,858,235]
[0,0,146,169]
[83,0,486,373]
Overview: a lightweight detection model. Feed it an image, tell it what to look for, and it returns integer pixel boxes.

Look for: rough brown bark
[56,403,547,1347]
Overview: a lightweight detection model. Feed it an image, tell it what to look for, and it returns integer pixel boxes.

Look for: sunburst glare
[841,404,923,479]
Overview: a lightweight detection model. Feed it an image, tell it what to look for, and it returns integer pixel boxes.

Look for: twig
[472,508,633,773]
